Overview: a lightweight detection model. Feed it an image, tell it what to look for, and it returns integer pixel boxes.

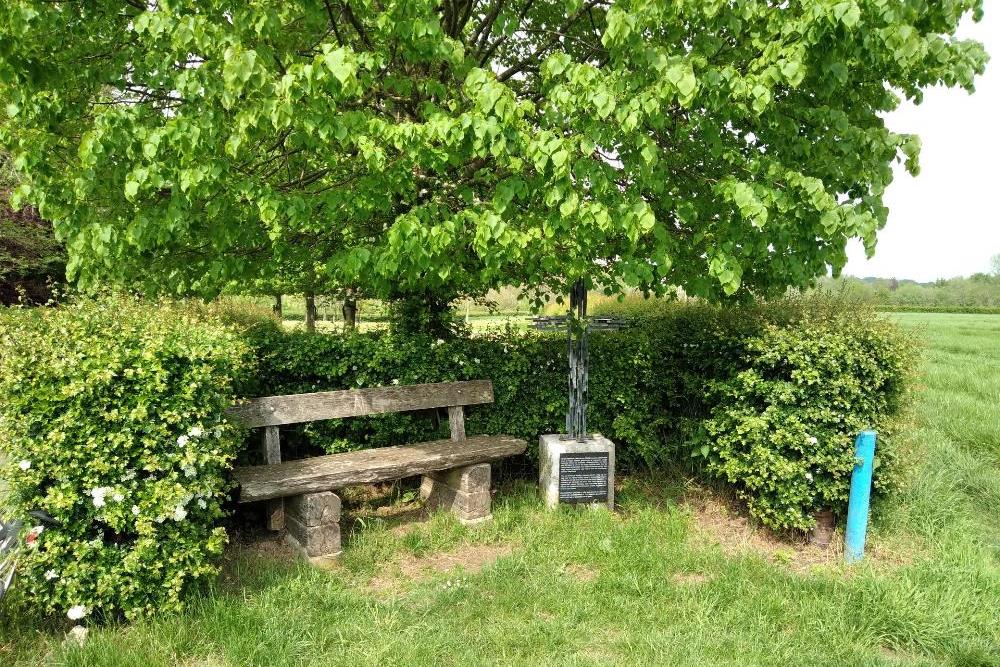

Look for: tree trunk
[389,289,456,337]
[273,294,283,319]
[304,292,317,332]
[342,296,357,330]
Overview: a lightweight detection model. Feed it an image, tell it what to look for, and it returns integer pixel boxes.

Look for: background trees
[0,1,988,305]
[0,152,65,304]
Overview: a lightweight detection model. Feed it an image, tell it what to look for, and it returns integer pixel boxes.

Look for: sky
[843,9,999,281]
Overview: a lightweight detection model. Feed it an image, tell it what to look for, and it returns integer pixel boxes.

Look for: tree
[991,253,1000,277]
[0,2,988,304]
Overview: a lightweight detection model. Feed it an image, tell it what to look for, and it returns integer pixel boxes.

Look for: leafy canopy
[0,1,988,300]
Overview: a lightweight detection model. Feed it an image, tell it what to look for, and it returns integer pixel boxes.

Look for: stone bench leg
[284,491,342,562]
[420,463,492,525]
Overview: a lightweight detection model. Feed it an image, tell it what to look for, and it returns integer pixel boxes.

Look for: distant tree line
[816,271,1000,310]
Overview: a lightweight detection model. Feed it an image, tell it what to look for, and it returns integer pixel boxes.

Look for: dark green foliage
[698,313,915,530]
[238,297,914,531]
[0,191,65,305]
[386,288,464,339]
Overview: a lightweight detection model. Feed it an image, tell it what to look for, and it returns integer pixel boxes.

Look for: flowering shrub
[0,294,251,621]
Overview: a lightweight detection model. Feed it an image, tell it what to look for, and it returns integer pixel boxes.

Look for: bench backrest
[226,380,494,428]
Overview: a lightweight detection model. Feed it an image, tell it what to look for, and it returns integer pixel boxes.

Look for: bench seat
[226,379,523,561]
[234,435,527,502]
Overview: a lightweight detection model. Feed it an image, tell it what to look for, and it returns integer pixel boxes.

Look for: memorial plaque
[558,452,610,504]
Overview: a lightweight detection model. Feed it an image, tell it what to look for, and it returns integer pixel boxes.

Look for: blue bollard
[844,430,876,564]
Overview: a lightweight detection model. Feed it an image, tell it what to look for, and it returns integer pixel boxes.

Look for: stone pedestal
[539,434,615,509]
[285,491,342,562]
[421,463,492,524]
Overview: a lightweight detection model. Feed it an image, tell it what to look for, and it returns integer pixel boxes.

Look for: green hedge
[0,293,915,624]
[0,295,252,621]
[238,296,915,531]
[697,315,914,530]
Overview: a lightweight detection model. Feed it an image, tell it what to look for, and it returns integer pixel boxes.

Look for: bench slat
[226,380,494,428]
[234,435,526,502]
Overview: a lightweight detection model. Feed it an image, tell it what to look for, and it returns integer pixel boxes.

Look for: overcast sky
[843,9,999,281]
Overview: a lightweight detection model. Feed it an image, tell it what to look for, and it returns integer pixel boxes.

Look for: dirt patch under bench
[368,542,517,594]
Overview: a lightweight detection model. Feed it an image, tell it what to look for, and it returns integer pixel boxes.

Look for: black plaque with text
[559,452,610,504]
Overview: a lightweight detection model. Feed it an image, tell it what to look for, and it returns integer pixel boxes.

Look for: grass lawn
[2,313,999,666]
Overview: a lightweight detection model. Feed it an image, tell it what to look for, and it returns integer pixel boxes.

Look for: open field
[2,313,999,666]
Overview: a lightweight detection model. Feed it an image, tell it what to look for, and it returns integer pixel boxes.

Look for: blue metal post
[844,430,876,564]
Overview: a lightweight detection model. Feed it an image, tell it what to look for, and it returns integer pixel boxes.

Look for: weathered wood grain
[263,426,284,531]
[226,380,494,428]
[448,405,466,442]
[234,435,526,502]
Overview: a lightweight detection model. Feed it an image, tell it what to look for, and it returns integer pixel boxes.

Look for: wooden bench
[226,380,526,561]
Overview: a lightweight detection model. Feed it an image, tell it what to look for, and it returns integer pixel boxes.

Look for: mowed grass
[2,314,999,666]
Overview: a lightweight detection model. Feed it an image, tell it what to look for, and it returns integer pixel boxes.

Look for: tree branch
[495,1,604,82]
[341,2,374,50]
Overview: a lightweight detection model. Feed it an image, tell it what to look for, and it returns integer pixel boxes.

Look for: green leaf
[559,193,578,217]
[833,2,861,28]
[223,48,257,87]
[779,59,804,86]
[543,53,572,78]
[592,89,615,118]
[323,47,354,85]
[551,149,569,169]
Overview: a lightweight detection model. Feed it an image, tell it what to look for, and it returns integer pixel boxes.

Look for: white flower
[131,505,140,516]
[436,338,445,346]
[44,569,59,581]
[90,487,110,508]
[213,427,223,438]
[18,459,31,471]
[807,436,818,445]
[182,464,197,478]
[391,378,400,385]
[112,492,124,502]
[67,605,89,620]
[196,498,207,509]
[66,625,89,646]
[188,426,204,438]
[176,434,190,447]
[172,505,188,521]
[805,472,814,482]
